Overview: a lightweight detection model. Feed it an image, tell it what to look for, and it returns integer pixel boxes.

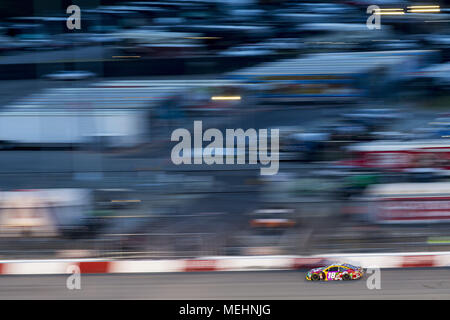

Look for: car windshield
[342,264,359,269]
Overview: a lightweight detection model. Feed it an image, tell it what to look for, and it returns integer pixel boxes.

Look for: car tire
[343,274,351,281]
[311,274,320,281]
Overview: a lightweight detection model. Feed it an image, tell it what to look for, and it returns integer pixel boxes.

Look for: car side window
[327,266,339,272]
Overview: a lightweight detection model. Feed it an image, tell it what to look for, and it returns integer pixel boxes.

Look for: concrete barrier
[1,251,450,275]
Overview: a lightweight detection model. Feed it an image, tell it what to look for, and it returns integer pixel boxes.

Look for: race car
[305,263,364,281]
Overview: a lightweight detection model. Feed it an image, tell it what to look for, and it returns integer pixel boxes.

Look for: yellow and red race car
[306,263,364,281]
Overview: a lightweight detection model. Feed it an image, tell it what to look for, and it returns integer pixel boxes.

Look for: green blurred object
[428,237,450,244]
[344,174,378,189]
[90,210,115,217]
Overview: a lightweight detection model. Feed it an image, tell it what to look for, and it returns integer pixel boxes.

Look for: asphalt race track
[0,269,449,299]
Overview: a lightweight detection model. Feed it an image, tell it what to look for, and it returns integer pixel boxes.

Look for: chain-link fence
[0,197,449,260]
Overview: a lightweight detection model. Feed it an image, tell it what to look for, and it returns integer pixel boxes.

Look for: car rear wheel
[343,274,351,281]
[311,274,320,281]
